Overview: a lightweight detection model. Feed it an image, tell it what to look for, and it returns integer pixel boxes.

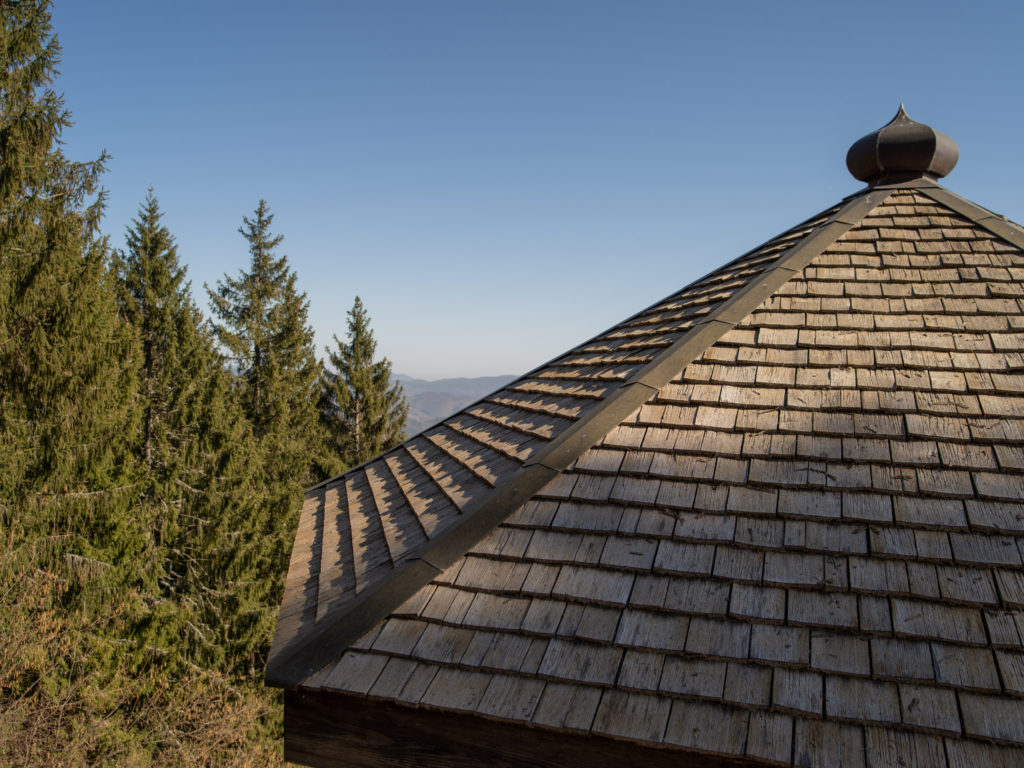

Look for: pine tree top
[321,296,408,467]
[206,198,326,484]
[0,0,107,231]
[207,199,317,376]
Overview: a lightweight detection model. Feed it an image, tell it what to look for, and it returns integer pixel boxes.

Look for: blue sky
[53,1,1024,379]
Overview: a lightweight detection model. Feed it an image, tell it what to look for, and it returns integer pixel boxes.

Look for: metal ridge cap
[300,191,873,499]
[266,461,560,688]
[265,186,890,690]
[529,188,889,474]
[916,186,1024,251]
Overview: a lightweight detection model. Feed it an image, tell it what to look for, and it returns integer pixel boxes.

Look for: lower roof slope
[270,183,1024,768]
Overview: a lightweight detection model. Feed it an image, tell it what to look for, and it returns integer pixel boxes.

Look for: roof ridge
[916,186,1024,251]
[265,186,893,689]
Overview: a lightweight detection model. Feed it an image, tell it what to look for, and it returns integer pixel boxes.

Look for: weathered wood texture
[276,188,1024,768]
[285,690,766,768]
[268,193,854,683]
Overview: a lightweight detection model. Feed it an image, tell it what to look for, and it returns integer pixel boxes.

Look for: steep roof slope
[268,111,1024,767]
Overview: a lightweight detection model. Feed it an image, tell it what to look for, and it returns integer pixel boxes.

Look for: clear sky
[52,1,1024,380]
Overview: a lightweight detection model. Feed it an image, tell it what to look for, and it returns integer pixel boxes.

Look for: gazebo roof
[268,108,1024,768]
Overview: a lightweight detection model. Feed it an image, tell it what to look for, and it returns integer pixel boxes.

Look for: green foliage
[0,552,286,767]
[208,200,329,486]
[0,0,138,580]
[0,3,403,763]
[113,191,272,677]
[0,2,255,764]
[0,6,288,760]
[322,296,408,467]
[206,200,334,676]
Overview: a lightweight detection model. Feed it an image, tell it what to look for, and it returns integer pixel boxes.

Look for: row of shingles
[315,415,550,620]
[423,200,848,476]
[622,195,1024,761]
[327,195,1024,761]
[309,199,1024,768]
[272,486,327,653]
[382,193,1024,765]
[570,207,839,360]
[772,195,1024,751]
[310,201,855,758]
[312,421,523,619]
[512,203,841,389]
[522,259,758,385]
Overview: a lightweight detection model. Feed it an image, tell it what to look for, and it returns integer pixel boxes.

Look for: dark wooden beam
[285,690,769,768]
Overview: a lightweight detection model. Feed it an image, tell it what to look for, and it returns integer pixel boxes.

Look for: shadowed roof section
[269,110,1024,768]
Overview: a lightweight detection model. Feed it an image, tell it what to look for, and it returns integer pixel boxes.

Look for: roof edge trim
[266,463,560,687]
[266,186,892,689]
[917,186,1024,251]
[528,186,893,472]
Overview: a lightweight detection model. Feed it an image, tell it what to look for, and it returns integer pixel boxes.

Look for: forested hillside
[0,2,406,764]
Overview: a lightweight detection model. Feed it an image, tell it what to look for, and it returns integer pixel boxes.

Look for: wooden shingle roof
[269,110,1024,768]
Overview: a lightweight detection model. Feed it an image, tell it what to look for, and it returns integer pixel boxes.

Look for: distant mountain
[394,374,516,436]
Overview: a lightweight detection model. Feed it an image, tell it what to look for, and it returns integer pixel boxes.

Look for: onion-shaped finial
[846,105,958,184]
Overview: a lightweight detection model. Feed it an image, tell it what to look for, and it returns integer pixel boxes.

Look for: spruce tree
[0,0,139,587]
[0,1,145,762]
[207,201,331,676]
[0,6,290,763]
[208,200,327,484]
[322,296,408,467]
[113,191,265,672]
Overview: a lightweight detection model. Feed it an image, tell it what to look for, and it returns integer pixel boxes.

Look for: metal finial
[846,106,959,185]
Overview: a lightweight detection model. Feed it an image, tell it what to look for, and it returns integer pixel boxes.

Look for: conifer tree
[0,0,138,582]
[207,202,331,675]
[0,6,291,763]
[208,200,328,486]
[113,191,265,670]
[0,1,148,761]
[322,296,408,467]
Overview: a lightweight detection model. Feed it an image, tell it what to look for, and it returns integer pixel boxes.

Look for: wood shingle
[269,109,1024,768]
